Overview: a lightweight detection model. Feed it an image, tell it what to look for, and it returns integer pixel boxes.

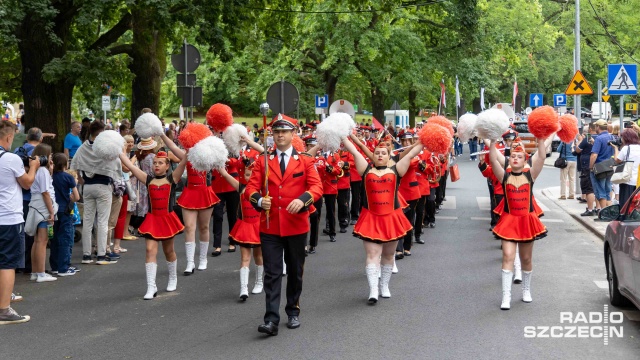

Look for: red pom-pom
[419,123,452,154]
[527,106,559,139]
[291,134,305,153]
[557,114,579,143]
[426,116,454,137]
[178,123,212,149]
[206,103,233,133]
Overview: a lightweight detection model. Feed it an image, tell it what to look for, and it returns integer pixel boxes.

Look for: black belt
[409,181,419,187]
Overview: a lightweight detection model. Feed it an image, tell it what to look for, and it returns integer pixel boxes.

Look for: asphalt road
[4,154,640,360]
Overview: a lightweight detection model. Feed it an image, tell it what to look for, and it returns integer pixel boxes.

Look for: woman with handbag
[556,141,577,199]
[612,128,640,207]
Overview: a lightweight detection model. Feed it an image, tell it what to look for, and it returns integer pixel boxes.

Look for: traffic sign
[101,96,111,111]
[177,86,203,107]
[171,44,201,74]
[565,70,593,95]
[529,93,543,107]
[608,64,637,95]
[626,103,638,111]
[315,94,329,108]
[266,81,299,115]
[553,94,567,107]
[602,95,610,102]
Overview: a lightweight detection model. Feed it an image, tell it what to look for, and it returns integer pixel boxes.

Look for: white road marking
[477,197,491,210]
[435,216,458,220]
[541,218,564,223]
[593,280,608,289]
[470,217,491,221]
[440,196,456,210]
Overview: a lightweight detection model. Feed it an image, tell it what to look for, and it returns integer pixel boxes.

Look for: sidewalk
[540,186,607,238]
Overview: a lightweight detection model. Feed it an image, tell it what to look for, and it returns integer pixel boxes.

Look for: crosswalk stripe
[440,196,456,210]
[470,217,491,221]
[477,197,491,210]
[593,280,608,289]
[541,218,564,223]
[435,216,458,220]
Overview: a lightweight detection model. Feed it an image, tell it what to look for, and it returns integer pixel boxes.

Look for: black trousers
[492,194,504,227]
[212,191,240,248]
[487,181,497,226]
[350,181,362,220]
[397,199,418,252]
[436,171,448,206]
[261,232,307,325]
[309,199,323,248]
[20,200,33,272]
[425,192,437,223]
[323,194,337,235]
[414,195,427,239]
[337,188,350,228]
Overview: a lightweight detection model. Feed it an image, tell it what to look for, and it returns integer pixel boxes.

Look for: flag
[455,76,460,108]
[480,88,485,110]
[372,116,384,130]
[512,77,518,108]
[440,79,446,108]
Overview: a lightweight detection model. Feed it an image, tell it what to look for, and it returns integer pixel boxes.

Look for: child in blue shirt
[51,153,80,276]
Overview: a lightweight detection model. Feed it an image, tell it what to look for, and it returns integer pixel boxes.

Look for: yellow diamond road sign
[565,70,594,96]
[626,103,638,111]
[602,95,610,102]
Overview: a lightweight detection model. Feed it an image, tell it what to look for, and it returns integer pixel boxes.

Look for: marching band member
[336,147,354,233]
[304,136,324,253]
[211,156,242,256]
[395,130,421,258]
[246,115,322,336]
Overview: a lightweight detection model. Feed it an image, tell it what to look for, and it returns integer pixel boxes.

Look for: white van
[591,102,612,120]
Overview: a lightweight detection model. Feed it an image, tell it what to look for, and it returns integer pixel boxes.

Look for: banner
[480,88,485,110]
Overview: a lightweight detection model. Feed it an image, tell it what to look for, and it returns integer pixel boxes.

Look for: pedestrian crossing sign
[608,64,637,95]
[565,70,593,96]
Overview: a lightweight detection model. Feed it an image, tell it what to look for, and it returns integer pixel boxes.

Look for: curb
[540,188,605,241]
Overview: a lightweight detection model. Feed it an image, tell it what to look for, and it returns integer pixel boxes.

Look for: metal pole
[574,0,581,120]
[597,80,602,120]
[280,80,284,116]
[184,39,189,121]
[620,96,624,130]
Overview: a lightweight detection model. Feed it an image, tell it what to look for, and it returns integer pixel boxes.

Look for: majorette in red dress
[492,169,547,242]
[228,185,261,248]
[353,165,413,243]
[139,175,185,241]
[176,162,220,210]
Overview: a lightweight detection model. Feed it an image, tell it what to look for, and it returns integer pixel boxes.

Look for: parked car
[599,191,640,309]
[512,121,551,156]
[566,107,592,119]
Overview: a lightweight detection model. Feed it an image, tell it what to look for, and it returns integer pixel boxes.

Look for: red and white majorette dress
[176,162,220,210]
[492,169,547,242]
[228,185,261,248]
[353,165,413,243]
[139,175,185,241]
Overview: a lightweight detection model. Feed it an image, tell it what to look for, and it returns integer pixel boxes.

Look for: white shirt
[616,144,640,185]
[0,150,26,225]
[276,146,293,170]
[31,167,56,200]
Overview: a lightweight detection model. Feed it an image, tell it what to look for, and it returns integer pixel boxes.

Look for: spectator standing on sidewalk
[557,141,577,199]
[613,128,640,207]
[0,121,39,325]
[63,122,82,161]
[575,123,598,216]
[589,120,615,211]
[51,153,80,277]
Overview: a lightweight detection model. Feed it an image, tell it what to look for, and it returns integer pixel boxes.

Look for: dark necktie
[280,152,286,175]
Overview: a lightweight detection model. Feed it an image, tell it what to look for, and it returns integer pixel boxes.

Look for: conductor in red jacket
[246,115,323,336]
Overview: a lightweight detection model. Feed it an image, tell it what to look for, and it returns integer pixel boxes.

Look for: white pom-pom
[93,130,125,161]
[134,113,164,139]
[316,112,355,152]
[223,123,249,156]
[457,113,478,140]
[475,109,510,140]
[188,136,229,172]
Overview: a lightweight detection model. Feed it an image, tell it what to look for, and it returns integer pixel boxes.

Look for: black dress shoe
[415,237,425,244]
[349,219,358,225]
[395,252,404,260]
[429,222,435,228]
[211,250,221,257]
[339,228,347,233]
[308,247,316,254]
[329,235,336,242]
[287,316,300,329]
[322,229,330,235]
[258,322,279,336]
[227,246,236,253]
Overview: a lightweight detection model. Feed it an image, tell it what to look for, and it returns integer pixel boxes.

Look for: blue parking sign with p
[553,94,567,107]
[315,94,329,108]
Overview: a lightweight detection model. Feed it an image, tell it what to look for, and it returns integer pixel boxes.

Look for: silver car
[600,191,640,309]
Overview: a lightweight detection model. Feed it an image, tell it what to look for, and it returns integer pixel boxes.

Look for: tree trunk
[129,8,167,122]
[324,73,338,104]
[408,87,418,127]
[371,85,385,127]
[18,8,75,151]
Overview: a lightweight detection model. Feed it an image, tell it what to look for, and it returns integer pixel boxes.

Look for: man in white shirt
[0,121,39,325]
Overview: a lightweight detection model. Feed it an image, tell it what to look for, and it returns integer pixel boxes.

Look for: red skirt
[492,212,547,242]
[177,186,220,210]
[229,219,261,248]
[353,207,413,243]
[139,212,185,241]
